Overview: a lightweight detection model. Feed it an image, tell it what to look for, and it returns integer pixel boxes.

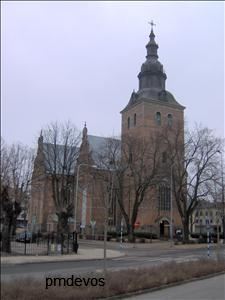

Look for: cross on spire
[148,20,156,31]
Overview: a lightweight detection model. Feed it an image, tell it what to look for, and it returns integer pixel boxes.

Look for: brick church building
[29,26,185,238]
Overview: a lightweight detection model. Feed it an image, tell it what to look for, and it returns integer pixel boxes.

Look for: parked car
[16,231,32,242]
[17,224,26,229]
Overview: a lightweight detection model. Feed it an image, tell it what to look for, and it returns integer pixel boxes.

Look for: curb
[104,271,225,299]
[1,250,125,265]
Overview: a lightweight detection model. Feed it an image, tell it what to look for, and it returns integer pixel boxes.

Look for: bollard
[73,231,79,254]
[47,233,50,255]
[120,220,123,248]
[24,231,27,255]
[67,232,70,254]
[207,231,210,257]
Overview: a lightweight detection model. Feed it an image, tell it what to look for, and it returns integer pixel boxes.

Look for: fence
[1,231,78,256]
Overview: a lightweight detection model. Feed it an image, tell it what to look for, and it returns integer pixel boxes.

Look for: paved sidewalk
[81,239,217,250]
[1,248,124,265]
[124,274,225,300]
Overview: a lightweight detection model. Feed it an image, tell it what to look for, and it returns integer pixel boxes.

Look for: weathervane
[148,20,156,31]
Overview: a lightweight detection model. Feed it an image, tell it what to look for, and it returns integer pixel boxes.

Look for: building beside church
[28,26,185,238]
[190,200,224,236]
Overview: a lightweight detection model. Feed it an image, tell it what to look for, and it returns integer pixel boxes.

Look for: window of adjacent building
[195,219,198,223]
[128,152,133,164]
[162,151,167,163]
[158,185,170,210]
[205,211,208,216]
[155,112,161,125]
[134,113,136,126]
[195,211,199,217]
[168,114,173,127]
[128,117,130,129]
[200,211,202,216]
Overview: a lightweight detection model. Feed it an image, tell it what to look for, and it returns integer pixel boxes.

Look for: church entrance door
[160,220,170,239]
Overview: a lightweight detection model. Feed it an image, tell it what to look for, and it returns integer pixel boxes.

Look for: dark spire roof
[137,27,167,94]
[38,130,43,145]
[146,29,159,60]
[121,26,185,113]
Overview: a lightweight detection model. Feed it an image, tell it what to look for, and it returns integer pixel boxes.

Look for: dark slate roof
[196,200,222,210]
[42,135,121,174]
[43,143,79,175]
[87,135,121,168]
[121,89,185,113]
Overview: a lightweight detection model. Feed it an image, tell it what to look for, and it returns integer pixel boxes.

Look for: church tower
[121,24,185,138]
[121,24,185,237]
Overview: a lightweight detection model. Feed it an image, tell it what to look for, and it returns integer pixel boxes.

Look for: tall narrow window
[134,113,136,126]
[158,185,171,211]
[127,117,130,129]
[155,112,161,125]
[162,151,167,163]
[168,114,173,127]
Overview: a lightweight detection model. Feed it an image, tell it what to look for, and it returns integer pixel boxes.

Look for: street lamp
[74,163,96,232]
[217,150,225,244]
[170,163,174,247]
[103,170,115,274]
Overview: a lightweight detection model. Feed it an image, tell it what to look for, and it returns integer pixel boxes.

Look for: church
[29,25,185,238]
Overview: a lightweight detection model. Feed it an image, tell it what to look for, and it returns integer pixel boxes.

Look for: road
[125,274,225,300]
[1,241,225,282]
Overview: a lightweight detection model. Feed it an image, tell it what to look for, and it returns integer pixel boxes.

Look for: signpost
[90,220,96,239]
[120,220,123,248]
[206,222,210,258]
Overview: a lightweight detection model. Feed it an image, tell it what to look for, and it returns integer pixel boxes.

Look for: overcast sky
[1,1,224,148]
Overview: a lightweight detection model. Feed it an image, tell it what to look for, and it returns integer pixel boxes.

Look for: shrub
[134,232,158,239]
[2,259,225,300]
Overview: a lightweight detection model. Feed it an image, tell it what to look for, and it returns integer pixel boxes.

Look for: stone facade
[120,27,185,237]
[29,27,185,238]
[28,128,119,234]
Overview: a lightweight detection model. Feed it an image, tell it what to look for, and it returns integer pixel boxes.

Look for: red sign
[134,221,140,228]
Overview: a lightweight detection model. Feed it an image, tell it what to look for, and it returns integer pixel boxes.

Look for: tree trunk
[128,224,135,243]
[57,212,70,254]
[183,218,190,243]
[1,220,12,253]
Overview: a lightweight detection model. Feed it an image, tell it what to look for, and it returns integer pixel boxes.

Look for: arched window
[134,113,136,126]
[155,112,161,125]
[158,185,170,211]
[127,117,130,129]
[168,114,173,127]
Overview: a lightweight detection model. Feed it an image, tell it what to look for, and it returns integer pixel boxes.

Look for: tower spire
[146,20,158,59]
[38,130,43,145]
[82,122,88,139]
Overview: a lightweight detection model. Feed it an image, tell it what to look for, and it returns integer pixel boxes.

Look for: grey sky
[1,1,224,147]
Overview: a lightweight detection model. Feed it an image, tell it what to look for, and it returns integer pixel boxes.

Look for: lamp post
[103,170,114,274]
[170,164,174,247]
[217,150,225,244]
[74,163,96,232]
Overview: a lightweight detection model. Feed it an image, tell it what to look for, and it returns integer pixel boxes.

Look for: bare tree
[41,121,81,243]
[166,125,223,242]
[96,134,161,242]
[206,152,225,243]
[1,139,34,252]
